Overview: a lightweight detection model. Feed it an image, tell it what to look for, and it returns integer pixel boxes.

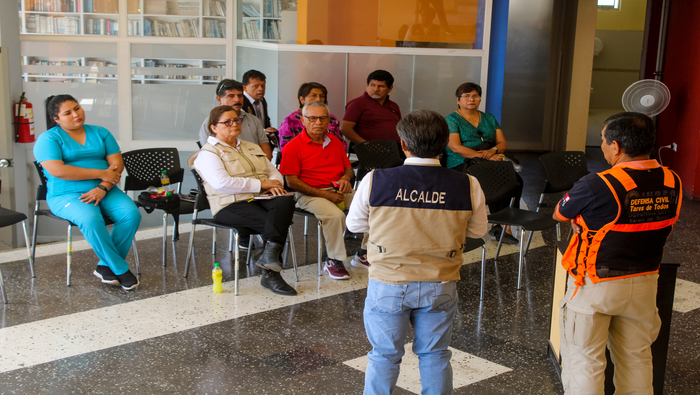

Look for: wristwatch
[97,185,108,192]
[491,147,499,154]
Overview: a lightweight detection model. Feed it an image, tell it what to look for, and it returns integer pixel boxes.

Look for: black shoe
[93,265,119,286]
[260,269,297,296]
[116,270,140,291]
[488,225,503,238]
[255,242,284,272]
[500,232,520,245]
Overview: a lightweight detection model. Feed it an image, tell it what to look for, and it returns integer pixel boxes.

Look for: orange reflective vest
[562,164,682,297]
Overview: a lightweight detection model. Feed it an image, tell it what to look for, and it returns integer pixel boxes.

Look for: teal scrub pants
[48,187,141,275]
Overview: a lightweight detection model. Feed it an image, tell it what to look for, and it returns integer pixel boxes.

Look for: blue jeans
[363,279,458,395]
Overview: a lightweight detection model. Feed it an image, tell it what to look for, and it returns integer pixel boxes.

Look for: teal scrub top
[33,124,121,197]
[444,111,501,169]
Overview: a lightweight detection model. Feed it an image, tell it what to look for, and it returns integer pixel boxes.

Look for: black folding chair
[529,151,589,245]
[353,139,404,184]
[122,148,194,266]
[0,180,35,303]
[468,161,558,289]
[184,170,298,295]
[31,162,140,286]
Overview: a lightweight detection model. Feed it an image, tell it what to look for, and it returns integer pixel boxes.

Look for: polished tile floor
[0,150,698,394]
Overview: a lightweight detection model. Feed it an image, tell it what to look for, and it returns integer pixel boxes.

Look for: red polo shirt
[279,129,351,189]
[343,92,402,142]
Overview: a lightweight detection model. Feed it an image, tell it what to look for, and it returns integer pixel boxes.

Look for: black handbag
[137,191,180,213]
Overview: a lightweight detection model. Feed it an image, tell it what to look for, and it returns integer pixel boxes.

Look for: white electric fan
[621,79,671,116]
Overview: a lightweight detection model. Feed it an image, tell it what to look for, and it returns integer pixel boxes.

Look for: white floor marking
[343,342,512,394]
[673,278,700,313]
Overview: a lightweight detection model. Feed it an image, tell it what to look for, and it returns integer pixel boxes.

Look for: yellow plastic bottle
[212,263,223,293]
[336,191,346,211]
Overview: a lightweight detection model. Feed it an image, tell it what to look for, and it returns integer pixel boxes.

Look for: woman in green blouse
[445,82,521,244]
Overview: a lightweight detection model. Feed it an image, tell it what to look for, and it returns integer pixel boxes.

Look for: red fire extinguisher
[14,92,35,143]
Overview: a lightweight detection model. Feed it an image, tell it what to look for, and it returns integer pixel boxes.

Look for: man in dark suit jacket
[242,69,277,135]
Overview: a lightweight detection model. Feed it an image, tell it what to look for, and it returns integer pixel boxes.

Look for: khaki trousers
[559,273,661,395]
[295,190,366,261]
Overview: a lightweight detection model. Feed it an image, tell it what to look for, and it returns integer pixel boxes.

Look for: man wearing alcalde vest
[347,109,488,394]
[553,112,682,394]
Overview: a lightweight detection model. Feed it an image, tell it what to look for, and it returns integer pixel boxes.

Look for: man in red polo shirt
[280,101,368,280]
[341,70,402,145]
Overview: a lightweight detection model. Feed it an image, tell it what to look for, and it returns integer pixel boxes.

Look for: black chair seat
[463,236,485,252]
[0,208,27,228]
[488,207,558,232]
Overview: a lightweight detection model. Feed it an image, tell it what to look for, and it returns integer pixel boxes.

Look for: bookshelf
[18,0,227,38]
[130,58,225,84]
[21,55,118,83]
[238,0,289,42]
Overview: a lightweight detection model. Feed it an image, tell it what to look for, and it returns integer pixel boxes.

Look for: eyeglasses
[216,80,235,96]
[303,115,330,123]
[476,130,484,142]
[216,118,243,126]
[460,95,480,100]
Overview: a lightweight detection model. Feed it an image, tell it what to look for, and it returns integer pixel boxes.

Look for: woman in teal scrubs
[34,95,141,290]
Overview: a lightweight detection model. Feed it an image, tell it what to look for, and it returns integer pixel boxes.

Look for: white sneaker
[350,253,370,269]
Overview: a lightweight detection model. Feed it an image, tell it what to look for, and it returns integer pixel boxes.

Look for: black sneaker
[93,265,119,286]
[501,232,520,245]
[488,225,503,238]
[116,270,140,291]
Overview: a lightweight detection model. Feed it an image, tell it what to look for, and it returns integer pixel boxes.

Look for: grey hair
[396,110,449,158]
[301,101,329,116]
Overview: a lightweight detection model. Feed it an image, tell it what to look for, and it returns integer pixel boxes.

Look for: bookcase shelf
[238,0,291,42]
[19,0,227,38]
[22,55,118,83]
[130,58,225,84]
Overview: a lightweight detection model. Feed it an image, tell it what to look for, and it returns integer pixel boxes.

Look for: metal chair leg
[132,239,140,275]
[288,226,298,283]
[67,224,72,286]
[161,213,168,267]
[228,229,234,252]
[479,245,486,301]
[183,213,198,278]
[212,227,216,254]
[556,222,561,241]
[517,228,525,290]
[0,264,6,303]
[245,233,255,266]
[31,201,40,263]
[234,232,240,296]
[524,230,534,256]
[494,226,506,260]
[317,220,323,276]
[304,216,309,236]
[22,220,35,278]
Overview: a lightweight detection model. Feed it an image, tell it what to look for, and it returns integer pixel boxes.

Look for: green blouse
[445,110,501,169]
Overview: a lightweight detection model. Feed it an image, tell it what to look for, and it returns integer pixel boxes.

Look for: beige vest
[366,164,477,284]
[187,140,269,215]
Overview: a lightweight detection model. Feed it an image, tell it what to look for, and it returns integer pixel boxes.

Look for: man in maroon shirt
[280,101,368,280]
[341,70,402,144]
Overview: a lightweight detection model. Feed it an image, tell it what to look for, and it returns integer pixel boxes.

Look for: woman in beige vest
[189,105,297,296]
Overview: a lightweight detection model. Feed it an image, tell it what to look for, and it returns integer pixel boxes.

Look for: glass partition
[238,0,486,49]
[131,44,226,140]
[20,41,120,135]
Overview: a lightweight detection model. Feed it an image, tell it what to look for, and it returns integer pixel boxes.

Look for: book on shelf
[242,20,259,39]
[26,14,80,34]
[144,18,199,37]
[241,3,260,17]
[264,19,280,40]
[86,0,119,14]
[263,0,281,18]
[127,19,140,35]
[86,18,119,35]
[208,0,225,16]
[27,0,80,13]
[204,19,225,38]
[172,0,199,16]
[85,60,116,78]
